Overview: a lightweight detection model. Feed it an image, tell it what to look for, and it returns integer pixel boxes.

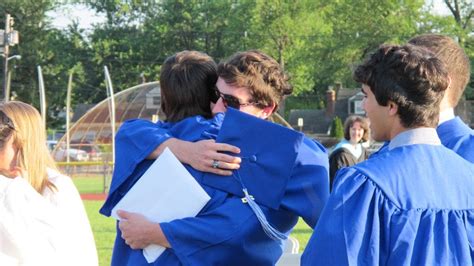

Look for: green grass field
[77,177,314,266]
[84,201,115,266]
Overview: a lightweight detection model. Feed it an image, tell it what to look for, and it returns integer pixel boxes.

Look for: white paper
[111,148,211,263]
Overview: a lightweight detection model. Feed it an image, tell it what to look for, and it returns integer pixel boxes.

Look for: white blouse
[0,169,98,266]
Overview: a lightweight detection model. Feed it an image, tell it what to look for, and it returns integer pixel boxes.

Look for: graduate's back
[303,143,474,266]
[355,144,474,210]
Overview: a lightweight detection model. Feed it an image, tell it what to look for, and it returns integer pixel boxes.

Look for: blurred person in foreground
[0,101,97,266]
[302,44,474,265]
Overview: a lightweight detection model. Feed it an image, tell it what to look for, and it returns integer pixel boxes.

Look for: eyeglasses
[0,110,15,131]
[214,88,259,110]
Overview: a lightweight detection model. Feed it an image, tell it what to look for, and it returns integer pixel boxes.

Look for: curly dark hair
[354,44,449,128]
[160,50,218,122]
[217,50,292,111]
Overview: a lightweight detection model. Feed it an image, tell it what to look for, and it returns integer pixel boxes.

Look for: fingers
[125,239,141,250]
[117,210,131,220]
[212,143,240,155]
[122,235,141,249]
[214,161,240,170]
[201,139,240,156]
[119,220,141,249]
[216,153,241,165]
[205,167,233,176]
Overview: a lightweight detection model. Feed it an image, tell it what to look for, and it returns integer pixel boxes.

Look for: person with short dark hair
[409,34,473,162]
[328,115,370,189]
[159,50,218,122]
[302,44,474,265]
[102,50,329,265]
[102,50,235,265]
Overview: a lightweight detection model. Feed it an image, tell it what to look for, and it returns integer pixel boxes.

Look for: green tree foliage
[311,0,426,92]
[331,116,344,139]
[248,0,331,95]
[443,0,473,45]
[1,0,473,128]
[0,0,55,106]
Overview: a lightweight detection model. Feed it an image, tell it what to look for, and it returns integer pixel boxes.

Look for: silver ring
[212,160,219,169]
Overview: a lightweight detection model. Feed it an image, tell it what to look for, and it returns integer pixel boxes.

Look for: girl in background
[0,101,98,266]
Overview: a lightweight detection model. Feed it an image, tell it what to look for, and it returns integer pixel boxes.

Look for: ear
[260,103,276,119]
[446,76,452,91]
[387,101,398,117]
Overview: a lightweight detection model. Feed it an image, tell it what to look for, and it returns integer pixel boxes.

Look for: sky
[47,4,106,30]
[47,1,452,31]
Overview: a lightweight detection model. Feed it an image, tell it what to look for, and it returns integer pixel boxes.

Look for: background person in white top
[0,101,98,266]
[328,115,370,190]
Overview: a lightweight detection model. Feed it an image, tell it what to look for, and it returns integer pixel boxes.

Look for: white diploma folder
[111,147,211,263]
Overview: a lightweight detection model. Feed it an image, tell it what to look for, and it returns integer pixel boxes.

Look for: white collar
[388,127,441,151]
[438,108,455,125]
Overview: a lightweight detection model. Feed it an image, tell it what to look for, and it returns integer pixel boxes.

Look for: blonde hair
[0,101,57,193]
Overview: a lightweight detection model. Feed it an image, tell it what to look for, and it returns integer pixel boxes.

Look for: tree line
[1,0,473,128]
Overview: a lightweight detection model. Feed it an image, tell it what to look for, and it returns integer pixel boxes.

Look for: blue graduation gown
[101,115,230,266]
[101,111,329,266]
[100,114,224,216]
[159,135,329,266]
[437,117,474,163]
[301,144,474,265]
[373,117,474,163]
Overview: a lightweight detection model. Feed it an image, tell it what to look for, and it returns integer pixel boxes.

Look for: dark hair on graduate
[409,34,470,107]
[217,50,292,111]
[160,50,218,122]
[343,115,369,142]
[354,44,449,128]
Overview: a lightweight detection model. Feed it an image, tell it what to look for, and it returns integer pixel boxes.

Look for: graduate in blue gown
[102,50,329,265]
[302,44,474,265]
[370,35,474,163]
[437,116,474,162]
[409,34,473,162]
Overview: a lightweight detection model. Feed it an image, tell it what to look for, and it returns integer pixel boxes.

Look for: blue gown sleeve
[301,167,396,266]
[156,136,329,265]
[159,195,256,264]
[280,137,329,228]
[449,134,474,163]
[436,117,474,163]
[100,119,172,216]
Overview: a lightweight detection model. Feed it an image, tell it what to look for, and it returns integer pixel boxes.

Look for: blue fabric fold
[302,144,474,265]
[437,116,474,163]
[201,108,303,210]
[102,110,329,266]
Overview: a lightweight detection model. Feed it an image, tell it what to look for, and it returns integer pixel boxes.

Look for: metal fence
[56,161,113,193]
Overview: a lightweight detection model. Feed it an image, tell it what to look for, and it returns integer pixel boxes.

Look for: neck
[349,140,359,146]
[439,94,453,112]
[388,120,407,140]
[439,108,455,125]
